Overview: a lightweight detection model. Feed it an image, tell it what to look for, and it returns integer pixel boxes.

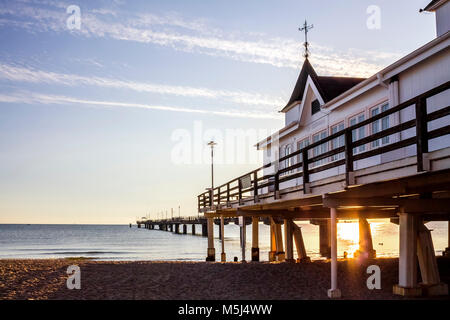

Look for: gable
[280,59,366,113]
[298,76,325,126]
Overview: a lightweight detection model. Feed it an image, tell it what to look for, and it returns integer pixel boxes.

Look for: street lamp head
[207,140,217,148]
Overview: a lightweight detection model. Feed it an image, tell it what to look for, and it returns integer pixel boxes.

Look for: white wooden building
[256,1,450,195]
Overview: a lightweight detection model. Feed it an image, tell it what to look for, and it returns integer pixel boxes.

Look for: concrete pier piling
[251,217,259,262]
[394,212,449,297]
[354,218,376,259]
[327,207,341,299]
[274,222,285,262]
[417,222,448,295]
[293,223,310,263]
[318,220,331,258]
[201,223,208,237]
[206,218,215,261]
[284,219,294,263]
[393,211,422,296]
[220,216,226,262]
[183,224,187,234]
[268,220,276,262]
[192,224,196,235]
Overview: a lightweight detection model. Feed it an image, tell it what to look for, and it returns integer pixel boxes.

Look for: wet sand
[0,258,449,300]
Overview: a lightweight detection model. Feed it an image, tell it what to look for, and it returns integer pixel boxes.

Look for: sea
[0,221,448,261]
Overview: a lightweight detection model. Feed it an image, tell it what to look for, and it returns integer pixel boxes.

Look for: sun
[337,221,359,257]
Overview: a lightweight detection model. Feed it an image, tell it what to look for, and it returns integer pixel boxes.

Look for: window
[371,103,389,148]
[312,130,328,166]
[330,122,345,161]
[311,99,321,115]
[285,144,292,172]
[280,144,293,175]
[349,113,366,154]
[297,138,310,165]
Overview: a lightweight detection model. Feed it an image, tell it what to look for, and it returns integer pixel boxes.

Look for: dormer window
[311,99,320,115]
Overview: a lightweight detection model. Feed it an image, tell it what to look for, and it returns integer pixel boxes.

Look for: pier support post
[251,216,259,262]
[417,222,448,295]
[201,223,208,237]
[192,224,196,235]
[393,211,422,296]
[293,223,310,263]
[240,217,246,262]
[183,224,187,234]
[328,207,341,299]
[220,216,226,262]
[320,220,331,258]
[284,219,294,262]
[206,218,215,261]
[174,224,179,234]
[274,221,285,262]
[354,218,376,259]
[137,224,141,228]
[269,220,276,262]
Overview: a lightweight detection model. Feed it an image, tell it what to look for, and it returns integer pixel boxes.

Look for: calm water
[0,221,448,261]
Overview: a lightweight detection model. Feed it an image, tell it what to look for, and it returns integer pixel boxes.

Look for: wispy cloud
[0,90,282,119]
[0,1,403,77]
[0,63,284,107]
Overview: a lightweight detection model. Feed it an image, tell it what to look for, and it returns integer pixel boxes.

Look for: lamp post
[207,140,217,206]
[206,140,217,262]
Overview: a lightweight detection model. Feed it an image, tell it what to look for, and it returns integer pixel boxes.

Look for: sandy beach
[0,257,449,300]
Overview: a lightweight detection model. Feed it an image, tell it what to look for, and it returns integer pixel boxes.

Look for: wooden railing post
[344,130,354,187]
[415,97,429,172]
[203,194,206,210]
[198,195,200,212]
[226,183,230,206]
[209,189,213,207]
[302,149,310,194]
[217,186,221,206]
[238,179,243,204]
[253,171,259,203]
[274,171,280,199]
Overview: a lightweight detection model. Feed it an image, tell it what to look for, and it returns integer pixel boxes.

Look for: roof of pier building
[280,59,366,113]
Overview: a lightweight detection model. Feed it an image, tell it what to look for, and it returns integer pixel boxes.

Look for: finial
[299,20,313,59]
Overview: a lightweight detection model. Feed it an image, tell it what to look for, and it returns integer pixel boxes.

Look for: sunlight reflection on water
[0,220,447,261]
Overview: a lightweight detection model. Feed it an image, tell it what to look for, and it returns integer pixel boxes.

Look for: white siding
[285,104,300,126]
[436,1,450,37]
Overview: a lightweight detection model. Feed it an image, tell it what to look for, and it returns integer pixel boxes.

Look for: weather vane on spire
[299,20,313,59]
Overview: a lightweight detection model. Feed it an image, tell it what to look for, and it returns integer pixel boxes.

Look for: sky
[0,0,437,224]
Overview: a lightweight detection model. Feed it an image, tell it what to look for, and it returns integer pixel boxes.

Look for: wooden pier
[136,216,254,238]
[196,82,450,298]
[136,82,450,298]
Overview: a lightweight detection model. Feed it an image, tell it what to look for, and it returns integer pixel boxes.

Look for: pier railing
[141,216,203,224]
[198,81,450,212]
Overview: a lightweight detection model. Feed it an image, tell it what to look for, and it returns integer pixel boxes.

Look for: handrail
[198,81,450,211]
